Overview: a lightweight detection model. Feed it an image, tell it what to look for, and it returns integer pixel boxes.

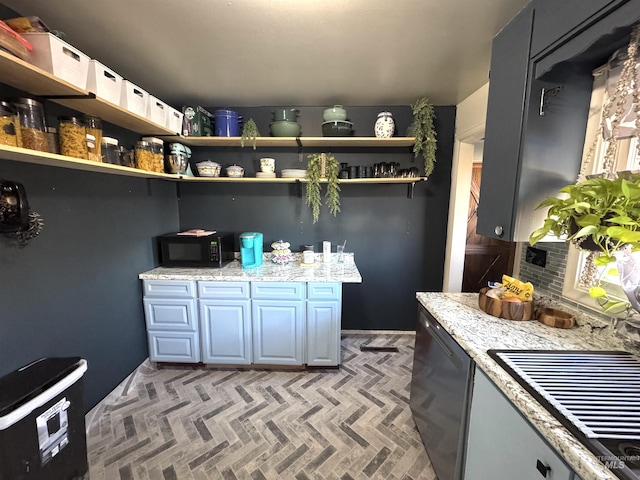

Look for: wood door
[463,164,516,292]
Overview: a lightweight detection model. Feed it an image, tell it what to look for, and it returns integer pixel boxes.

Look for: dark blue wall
[0,98,453,410]
[179,105,455,330]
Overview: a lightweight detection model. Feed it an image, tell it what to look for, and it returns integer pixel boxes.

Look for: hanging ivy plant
[240,118,260,150]
[306,153,340,223]
[411,97,437,179]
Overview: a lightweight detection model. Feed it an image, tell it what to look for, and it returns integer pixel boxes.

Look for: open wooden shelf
[158,135,416,148]
[0,144,179,179]
[0,49,176,136]
[0,145,424,184]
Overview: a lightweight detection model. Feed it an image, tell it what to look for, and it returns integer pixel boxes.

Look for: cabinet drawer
[147,331,200,363]
[307,282,342,301]
[143,298,198,331]
[251,282,305,301]
[143,280,196,298]
[198,281,250,299]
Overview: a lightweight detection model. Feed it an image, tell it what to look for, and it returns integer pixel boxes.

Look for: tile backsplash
[516,241,613,321]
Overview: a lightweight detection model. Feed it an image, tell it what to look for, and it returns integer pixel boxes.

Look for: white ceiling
[2,0,529,108]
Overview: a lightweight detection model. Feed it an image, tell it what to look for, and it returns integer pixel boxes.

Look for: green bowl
[270,120,301,137]
[322,120,354,137]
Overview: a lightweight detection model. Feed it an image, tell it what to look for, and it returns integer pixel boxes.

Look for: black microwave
[158,232,235,267]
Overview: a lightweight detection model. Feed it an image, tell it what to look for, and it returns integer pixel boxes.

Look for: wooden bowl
[536,308,575,329]
[478,287,534,321]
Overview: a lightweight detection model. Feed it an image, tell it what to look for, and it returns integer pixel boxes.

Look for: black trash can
[0,357,89,480]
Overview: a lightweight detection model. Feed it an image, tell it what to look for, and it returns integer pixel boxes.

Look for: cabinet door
[306,301,341,366]
[477,5,533,241]
[465,370,574,480]
[252,300,304,365]
[147,331,200,363]
[200,299,252,364]
[143,298,198,331]
[530,0,621,57]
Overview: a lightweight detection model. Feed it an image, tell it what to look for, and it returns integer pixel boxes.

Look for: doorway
[462,163,516,292]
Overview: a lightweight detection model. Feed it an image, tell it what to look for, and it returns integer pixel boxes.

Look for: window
[562,52,640,312]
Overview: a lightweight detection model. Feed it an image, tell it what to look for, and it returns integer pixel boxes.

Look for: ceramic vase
[374,112,395,138]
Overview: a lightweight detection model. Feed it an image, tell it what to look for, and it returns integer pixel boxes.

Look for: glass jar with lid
[58,116,88,159]
[14,98,47,152]
[135,140,154,171]
[141,136,164,173]
[45,127,59,154]
[101,137,119,164]
[84,115,102,162]
[0,101,21,147]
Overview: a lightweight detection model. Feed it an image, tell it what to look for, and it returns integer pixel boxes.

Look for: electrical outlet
[525,246,547,268]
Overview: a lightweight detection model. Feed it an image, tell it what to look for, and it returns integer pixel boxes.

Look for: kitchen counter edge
[416,292,629,480]
[139,253,362,283]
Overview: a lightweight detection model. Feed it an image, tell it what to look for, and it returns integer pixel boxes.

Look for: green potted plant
[306,153,340,223]
[529,174,640,312]
[410,97,437,179]
[240,118,260,150]
[529,174,640,266]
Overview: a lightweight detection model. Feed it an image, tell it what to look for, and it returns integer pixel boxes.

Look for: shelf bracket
[407,181,417,199]
[296,137,303,163]
[296,179,303,198]
[43,92,97,100]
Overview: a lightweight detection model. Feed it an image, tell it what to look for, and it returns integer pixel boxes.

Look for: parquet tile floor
[86,333,436,480]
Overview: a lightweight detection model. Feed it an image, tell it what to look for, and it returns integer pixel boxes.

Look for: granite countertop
[139,253,362,283]
[416,292,633,480]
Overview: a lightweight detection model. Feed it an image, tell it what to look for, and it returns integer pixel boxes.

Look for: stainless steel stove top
[489,350,640,480]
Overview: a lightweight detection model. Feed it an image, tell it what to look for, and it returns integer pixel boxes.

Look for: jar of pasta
[14,98,47,152]
[0,101,21,147]
[58,116,88,159]
[84,115,102,162]
[135,140,154,171]
[141,136,164,173]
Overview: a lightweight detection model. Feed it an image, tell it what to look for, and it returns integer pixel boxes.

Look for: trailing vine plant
[411,97,437,178]
[306,153,340,223]
[240,118,260,150]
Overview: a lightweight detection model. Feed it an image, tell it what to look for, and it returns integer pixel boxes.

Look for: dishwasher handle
[421,312,466,371]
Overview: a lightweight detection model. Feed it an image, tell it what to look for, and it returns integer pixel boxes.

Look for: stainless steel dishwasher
[410,305,474,480]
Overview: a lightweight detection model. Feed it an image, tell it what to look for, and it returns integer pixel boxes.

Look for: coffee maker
[239,232,263,268]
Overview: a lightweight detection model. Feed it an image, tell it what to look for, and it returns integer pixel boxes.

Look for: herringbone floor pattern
[86,333,436,480]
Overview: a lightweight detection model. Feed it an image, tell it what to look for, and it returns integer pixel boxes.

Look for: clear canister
[0,101,21,147]
[84,115,102,162]
[14,98,47,152]
[119,145,135,168]
[135,140,154,171]
[141,136,164,173]
[45,127,59,154]
[58,116,88,159]
[101,137,119,164]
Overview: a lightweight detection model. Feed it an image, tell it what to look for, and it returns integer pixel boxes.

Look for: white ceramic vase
[374,112,395,138]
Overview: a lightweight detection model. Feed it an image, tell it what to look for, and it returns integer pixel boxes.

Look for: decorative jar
[374,111,395,138]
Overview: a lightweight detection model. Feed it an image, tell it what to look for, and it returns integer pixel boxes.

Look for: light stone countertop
[139,253,362,283]
[416,292,634,480]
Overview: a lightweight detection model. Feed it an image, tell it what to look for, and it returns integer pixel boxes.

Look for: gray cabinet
[306,282,342,366]
[530,0,621,57]
[251,282,305,365]
[478,3,610,242]
[199,281,252,365]
[465,369,574,480]
[142,280,200,363]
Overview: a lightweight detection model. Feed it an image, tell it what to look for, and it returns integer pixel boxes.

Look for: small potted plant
[529,174,640,267]
[241,118,260,150]
[306,153,340,223]
[410,97,437,179]
[529,174,640,315]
